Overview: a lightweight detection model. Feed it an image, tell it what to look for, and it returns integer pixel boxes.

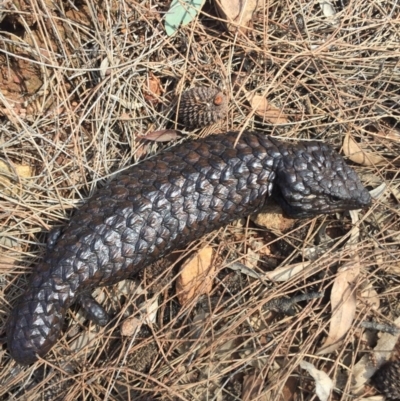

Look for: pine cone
[372,361,400,400]
[177,87,228,128]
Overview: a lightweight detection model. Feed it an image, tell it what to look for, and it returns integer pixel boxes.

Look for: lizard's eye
[330,195,342,203]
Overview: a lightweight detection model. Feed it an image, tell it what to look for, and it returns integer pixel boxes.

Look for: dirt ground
[0,0,399,400]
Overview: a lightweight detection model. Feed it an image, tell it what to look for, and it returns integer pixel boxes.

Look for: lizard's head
[273,141,371,218]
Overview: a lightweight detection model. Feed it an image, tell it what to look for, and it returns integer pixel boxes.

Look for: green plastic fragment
[165,0,206,36]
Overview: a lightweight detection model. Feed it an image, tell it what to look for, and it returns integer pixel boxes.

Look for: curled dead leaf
[144,72,163,104]
[176,246,215,305]
[215,0,260,32]
[249,94,289,124]
[242,373,267,401]
[343,134,385,166]
[141,130,180,142]
[300,361,334,401]
[265,261,313,282]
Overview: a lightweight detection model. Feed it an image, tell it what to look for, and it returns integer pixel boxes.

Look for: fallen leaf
[140,296,159,326]
[280,376,300,401]
[242,373,267,401]
[318,0,336,17]
[343,134,386,166]
[144,72,163,104]
[215,0,260,32]
[249,95,289,124]
[133,142,151,161]
[99,57,109,79]
[377,126,400,141]
[147,72,162,95]
[265,261,313,282]
[176,246,215,305]
[141,130,180,142]
[318,261,359,354]
[300,361,334,401]
[119,112,131,121]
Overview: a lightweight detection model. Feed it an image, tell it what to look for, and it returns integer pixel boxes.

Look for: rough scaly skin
[7,131,371,365]
[372,361,400,400]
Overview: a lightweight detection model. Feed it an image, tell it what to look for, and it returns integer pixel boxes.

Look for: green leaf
[165,0,205,36]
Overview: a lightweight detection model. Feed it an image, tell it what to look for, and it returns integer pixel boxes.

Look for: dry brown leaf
[133,142,150,160]
[141,129,180,142]
[176,246,215,305]
[318,261,359,354]
[343,134,386,166]
[144,72,163,104]
[242,373,267,401]
[378,126,400,141]
[265,261,312,282]
[119,112,131,121]
[249,94,289,124]
[280,376,300,401]
[300,361,334,401]
[215,0,260,32]
[148,72,162,96]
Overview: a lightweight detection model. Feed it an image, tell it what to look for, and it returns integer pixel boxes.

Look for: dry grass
[0,0,399,400]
